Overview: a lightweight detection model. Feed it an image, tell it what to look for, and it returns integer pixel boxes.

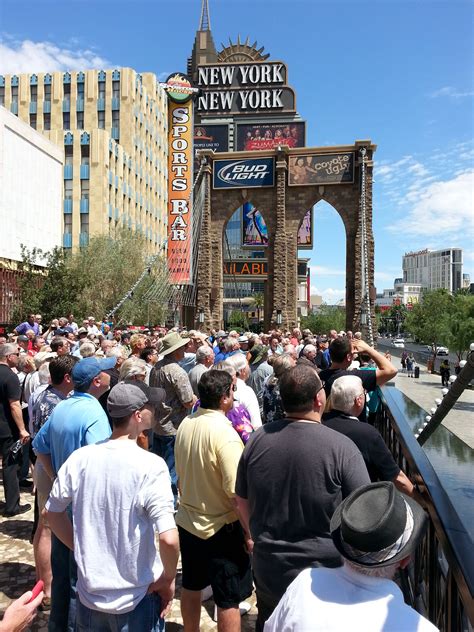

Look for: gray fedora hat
[330,481,427,568]
[160,332,188,356]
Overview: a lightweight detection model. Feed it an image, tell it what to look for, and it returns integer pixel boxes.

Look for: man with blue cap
[33,356,116,632]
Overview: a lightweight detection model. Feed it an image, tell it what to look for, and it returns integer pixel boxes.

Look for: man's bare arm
[45,510,74,550]
[9,400,29,443]
[36,453,55,480]
[352,340,397,386]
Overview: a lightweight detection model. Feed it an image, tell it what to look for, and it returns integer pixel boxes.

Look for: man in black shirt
[323,375,414,496]
[235,365,370,631]
[0,343,31,516]
[319,337,397,422]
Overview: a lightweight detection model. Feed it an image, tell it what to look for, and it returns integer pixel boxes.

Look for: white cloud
[388,170,474,237]
[310,286,346,305]
[430,86,474,99]
[0,38,110,74]
[374,271,396,283]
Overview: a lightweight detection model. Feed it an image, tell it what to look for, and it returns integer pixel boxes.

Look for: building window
[112,80,120,99]
[30,114,37,129]
[76,111,84,129]
[63,112,70,129]
[98,110,105,129]
[11,84,18,103]
[81,179,89,199]
[0,86,4,106]
[44,82,51,101]
[65,145,73,167]
[80,213,89,233]
[64,82,71,102]
[77,81,84,99]
[64,213,73,233]
[64,180,73,202]
[98,80,106,100]
[30,84,37,102]
[44,113,51,130]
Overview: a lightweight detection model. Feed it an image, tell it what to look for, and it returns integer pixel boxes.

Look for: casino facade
[173,1,376,335]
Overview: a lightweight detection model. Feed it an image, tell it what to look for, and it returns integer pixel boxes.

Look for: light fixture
[198,308,205,325]
[276,309,282,326]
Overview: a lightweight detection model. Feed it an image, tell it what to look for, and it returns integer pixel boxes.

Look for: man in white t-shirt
[45,381,179,631]
[265,482,437,632]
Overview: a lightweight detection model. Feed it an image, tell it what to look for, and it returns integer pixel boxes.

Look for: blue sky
[1,0,473,303]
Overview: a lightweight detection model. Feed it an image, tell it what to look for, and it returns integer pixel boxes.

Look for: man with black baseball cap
[265,482,436,631]
[46,381,179,631]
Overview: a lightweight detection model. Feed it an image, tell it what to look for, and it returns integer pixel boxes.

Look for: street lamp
[276,310,282,326]
[198,308,205,328]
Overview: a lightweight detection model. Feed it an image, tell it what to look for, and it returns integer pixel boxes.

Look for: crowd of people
[0,314,438,631]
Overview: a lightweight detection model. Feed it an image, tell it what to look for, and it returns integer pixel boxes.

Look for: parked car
[392,338,405,348]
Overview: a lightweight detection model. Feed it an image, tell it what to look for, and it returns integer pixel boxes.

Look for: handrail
[377,387,473,630]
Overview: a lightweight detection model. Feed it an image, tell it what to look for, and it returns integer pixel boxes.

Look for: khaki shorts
[34,463,53,516]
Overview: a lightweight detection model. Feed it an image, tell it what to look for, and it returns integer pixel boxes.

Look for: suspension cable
[359,147,374,346]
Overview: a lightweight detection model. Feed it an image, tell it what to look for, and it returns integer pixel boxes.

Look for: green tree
[405,289,452,357]
[443,292,474,360]
[12,229,171,326]
[300,306,346,334]
[251,292,265,325]
[227,310,249,330]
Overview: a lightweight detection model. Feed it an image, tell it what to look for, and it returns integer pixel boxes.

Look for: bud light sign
[213,157,275,189]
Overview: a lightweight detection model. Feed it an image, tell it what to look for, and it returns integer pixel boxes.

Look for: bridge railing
[377,387,473,631]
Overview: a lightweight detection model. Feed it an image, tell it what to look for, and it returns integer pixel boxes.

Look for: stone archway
[195,141,376,335]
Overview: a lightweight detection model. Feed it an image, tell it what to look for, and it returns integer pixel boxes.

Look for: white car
[392,338,405,348]
[426,345,449,356]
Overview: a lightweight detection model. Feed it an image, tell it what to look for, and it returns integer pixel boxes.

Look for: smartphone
[26,580,44,603]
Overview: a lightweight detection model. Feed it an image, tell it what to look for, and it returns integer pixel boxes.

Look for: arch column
[195,162,214,331]
[267,151,289,329]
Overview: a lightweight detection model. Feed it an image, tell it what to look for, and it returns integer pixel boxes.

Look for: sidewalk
[392,360,474,449]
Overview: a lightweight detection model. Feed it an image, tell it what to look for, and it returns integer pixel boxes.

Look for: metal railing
[376,388,473,631]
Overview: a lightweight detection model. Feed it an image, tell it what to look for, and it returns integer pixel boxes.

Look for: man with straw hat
[265,482,436,631]
[150,332,196,505]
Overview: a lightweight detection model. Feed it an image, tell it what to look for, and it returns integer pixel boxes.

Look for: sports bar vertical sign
[163,73,196,284]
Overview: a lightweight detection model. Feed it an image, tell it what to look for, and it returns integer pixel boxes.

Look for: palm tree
[252,293,264,327]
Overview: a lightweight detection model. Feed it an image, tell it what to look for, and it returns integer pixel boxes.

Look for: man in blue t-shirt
[33,356,115,632]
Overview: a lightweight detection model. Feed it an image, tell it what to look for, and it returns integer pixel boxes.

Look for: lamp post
[276,309,282,327]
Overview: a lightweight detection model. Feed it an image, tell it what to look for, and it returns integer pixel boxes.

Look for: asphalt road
[375,338,459,369]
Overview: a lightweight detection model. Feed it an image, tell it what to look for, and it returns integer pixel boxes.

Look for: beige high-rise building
[0,68,168,252]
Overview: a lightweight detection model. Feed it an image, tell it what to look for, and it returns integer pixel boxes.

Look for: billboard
[297,209,313,249]
[240,203,312,248]
[288,152,355,186]
[236,122,305,151]
[194,124,229,153]
[213,157,275,189]
[167,98,193,284]
[196,61,296,116]
[242,202,268,247]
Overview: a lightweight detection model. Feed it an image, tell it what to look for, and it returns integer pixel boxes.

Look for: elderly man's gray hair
[224,352,248,375]
[302,344,317,357]
[0,343,18,359]
[196,345,213,363]
[331,375,364,414]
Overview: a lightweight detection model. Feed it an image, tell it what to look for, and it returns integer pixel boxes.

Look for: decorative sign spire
[199,0,211,31]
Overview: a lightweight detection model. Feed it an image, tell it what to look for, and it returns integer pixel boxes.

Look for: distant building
[0,106,63,323]
[375,279,422,311]
[402,248,463,293]
[463,273,470,289]
[0,69,168,253]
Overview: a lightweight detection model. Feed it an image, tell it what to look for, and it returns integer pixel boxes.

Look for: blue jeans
[151,435,177,506]
[76,593,164,631]
[49,534,77,632]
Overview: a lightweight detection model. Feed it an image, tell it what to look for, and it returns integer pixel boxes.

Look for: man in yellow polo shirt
[175,370,252,632]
